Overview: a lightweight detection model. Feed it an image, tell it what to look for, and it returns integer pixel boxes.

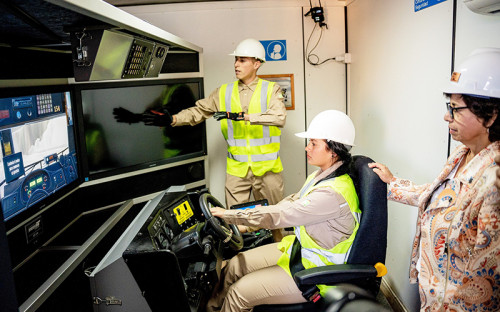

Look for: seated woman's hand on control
[210,207,226,218]
[209,207,247,232]
[237,225,248,233]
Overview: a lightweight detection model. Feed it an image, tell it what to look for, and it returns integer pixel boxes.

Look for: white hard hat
[295,110,356,147]
[229,38,266,63]
[442,47,500,99]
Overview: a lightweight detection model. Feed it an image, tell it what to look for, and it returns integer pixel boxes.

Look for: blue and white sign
[260,40,287,62]
[415,0,447,12]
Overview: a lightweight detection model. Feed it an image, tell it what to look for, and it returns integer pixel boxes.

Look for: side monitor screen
[0,88,79,223]
[77,79,205,181]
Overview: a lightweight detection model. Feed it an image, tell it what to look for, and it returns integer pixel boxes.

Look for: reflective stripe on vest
[219,79,283,177]
[276,172,360,295]
[301,245,351,267]
[223,80,279,150]
[296,175,360,266]
[293,201,358,266]
[227,151,280,162]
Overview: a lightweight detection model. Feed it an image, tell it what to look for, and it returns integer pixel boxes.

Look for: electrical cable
[305,0,347,66]
[305,23,338,66]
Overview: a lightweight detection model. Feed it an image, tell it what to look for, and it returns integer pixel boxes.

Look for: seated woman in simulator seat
[208,110,361,312]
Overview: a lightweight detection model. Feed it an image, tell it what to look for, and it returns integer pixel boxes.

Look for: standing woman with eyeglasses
[369,48,500,312]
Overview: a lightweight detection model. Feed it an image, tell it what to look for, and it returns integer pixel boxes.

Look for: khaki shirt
[174,77,286,127]
[222,163,356,250]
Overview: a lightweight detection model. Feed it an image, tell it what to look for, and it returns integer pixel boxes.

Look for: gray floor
[376,291,394,311]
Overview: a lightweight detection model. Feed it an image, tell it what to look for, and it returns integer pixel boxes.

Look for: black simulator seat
[253,155,388,312]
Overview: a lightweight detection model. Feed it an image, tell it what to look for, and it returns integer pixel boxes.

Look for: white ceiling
[105,0,242,7]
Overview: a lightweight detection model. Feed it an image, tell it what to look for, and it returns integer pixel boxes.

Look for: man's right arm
[172,88,220,126]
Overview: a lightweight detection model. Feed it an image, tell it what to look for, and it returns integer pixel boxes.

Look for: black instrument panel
[119,190,224,311]
[147,192,203,250]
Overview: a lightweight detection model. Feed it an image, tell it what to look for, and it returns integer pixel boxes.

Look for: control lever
[202,235,214,257]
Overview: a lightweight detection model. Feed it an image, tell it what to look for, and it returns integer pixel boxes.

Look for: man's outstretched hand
[213,111,245,121]
[142,108,173,127]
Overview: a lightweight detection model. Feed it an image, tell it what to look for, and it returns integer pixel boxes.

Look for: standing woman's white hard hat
[442,47,500,99]
[295,110,356,148]
[229,38,266,63]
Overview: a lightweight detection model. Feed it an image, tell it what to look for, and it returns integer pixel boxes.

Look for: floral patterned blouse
[388,141,500,311]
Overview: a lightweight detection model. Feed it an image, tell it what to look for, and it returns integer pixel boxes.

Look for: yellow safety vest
[277,171,360,296]
[219,79,283,177]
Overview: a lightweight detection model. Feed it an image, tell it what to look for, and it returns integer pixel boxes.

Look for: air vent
[70,29,169,81]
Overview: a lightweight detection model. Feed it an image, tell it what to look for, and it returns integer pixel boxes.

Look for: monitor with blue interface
[0,86,79,225]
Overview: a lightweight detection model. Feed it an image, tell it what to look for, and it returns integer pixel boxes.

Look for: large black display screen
[76,79,205,181]
[0,87,79,223]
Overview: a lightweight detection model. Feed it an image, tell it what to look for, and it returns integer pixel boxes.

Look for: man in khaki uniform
[172,38,286,240]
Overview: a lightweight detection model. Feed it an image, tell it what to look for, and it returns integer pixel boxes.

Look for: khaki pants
[225,170,284,207]
[206,243,306,312]
[225,170,284,241]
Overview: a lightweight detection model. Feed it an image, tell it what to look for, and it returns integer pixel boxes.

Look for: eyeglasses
[446,102,468,119]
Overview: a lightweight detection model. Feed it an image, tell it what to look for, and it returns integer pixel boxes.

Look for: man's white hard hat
[229,38,266,63]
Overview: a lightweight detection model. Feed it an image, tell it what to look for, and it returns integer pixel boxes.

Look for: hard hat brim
[295,131,308,138]
[295,131,356,147]
[229,53,265,63]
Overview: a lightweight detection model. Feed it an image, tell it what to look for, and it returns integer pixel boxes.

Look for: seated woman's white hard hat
[295,110,355,147]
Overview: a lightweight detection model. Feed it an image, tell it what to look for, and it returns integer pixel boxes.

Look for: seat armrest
[293,264,378,286]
